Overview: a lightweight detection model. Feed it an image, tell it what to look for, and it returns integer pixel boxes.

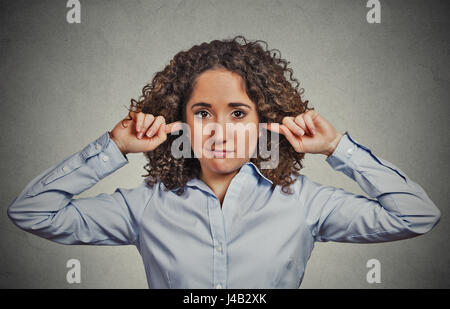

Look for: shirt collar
[239,161,274,185]
[175,161,273,193]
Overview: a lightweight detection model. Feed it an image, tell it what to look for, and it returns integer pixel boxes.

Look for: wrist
[323,132,344,157]
[109,132,128,157]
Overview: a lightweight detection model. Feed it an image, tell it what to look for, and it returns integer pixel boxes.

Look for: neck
[199,167,240,206]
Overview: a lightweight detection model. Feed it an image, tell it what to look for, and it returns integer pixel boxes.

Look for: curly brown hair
[124,35,314,195]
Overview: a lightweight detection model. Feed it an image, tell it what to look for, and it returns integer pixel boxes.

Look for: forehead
[188,69,252,104]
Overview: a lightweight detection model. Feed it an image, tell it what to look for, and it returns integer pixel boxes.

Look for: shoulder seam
[133,181,158,245]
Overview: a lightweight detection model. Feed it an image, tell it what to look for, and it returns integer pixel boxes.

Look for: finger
[145,115,165,138]
[143,122,167,152]
[139,114,155,139]
[158,122,167,141]
[165,121,183,134]
[128,110,138,121]
[303,112,316,135]
[294,115,308,135]
[135,112,145,133]
[152,122,167,144]
[261,122,281,135]
[262,123,290,136]
[283,117,305,137]
[279,125,301,152]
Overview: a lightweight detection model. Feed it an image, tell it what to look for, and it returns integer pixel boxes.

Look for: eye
[232,110,247,119]
[194,110,211,119]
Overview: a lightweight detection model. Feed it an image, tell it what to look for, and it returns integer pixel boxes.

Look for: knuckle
[145,115,155,125]
[282,117,290,125]
[154,115,163,123]
[307,110,316,118]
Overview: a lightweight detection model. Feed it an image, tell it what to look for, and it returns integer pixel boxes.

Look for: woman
[7,35,441,289]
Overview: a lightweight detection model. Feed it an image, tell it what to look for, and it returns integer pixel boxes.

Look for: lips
[207,149,234,157]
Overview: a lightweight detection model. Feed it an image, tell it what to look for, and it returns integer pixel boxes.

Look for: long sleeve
[301,131,441,243]
[7,131,154,246]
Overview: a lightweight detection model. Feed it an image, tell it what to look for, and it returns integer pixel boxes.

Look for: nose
[209,117,234,146]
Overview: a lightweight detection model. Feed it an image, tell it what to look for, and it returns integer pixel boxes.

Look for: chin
[204,158,244,174]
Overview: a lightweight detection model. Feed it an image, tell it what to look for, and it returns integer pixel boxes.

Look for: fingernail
[312,129,316,135]
[147,130,154,137]
[138,132,143,139]
[299,129,304,136]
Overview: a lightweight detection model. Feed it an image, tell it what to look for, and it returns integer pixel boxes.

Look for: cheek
[188,121,207,155]
[246,128,259,156]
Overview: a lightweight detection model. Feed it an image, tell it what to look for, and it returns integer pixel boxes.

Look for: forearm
[325,132,441,238]
[7,131,129,231]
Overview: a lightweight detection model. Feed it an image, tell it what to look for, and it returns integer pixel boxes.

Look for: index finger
[261,123,287,136]
[128,110,140,119]
[165,121,183,134]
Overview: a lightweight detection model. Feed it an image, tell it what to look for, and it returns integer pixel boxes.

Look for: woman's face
[185,68,260,176]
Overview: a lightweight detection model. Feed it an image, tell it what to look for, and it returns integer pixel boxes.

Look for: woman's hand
[262,110,344,157]
[109,111,182,155]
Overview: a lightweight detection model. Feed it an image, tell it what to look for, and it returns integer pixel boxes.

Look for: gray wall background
[1,0,449,288]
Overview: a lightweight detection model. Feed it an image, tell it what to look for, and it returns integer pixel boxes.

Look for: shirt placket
[206,172,247,289]
[207,195,227,289]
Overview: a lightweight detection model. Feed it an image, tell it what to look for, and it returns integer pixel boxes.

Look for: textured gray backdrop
[1,0,449,288]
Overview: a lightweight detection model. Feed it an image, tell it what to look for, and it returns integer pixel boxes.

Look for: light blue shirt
[7,131,441,289]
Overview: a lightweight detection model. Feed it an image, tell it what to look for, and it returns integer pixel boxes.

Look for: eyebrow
[190,102,252,110]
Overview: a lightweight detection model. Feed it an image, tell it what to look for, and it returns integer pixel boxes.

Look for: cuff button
[102,155,109,162]
[346,148,354,157]
[62,166,70,173]
[95,143,102,151]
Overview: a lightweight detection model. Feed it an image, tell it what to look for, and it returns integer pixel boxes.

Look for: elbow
[7,197,26,229]
[7,197,20,224]
[7,196,38,231]
[426,206,441,232]
[423,201,441,234]
[405,203,441,236]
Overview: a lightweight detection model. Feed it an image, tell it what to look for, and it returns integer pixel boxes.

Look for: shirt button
[217,244,222,253]
[102,155,109,162]
[62,166,70,173]
[95,143,102,151]
[215,283,222,289]
[346,148,354,157]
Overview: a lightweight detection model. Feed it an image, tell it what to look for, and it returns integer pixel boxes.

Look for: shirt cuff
[83,131,129,180]
[325,131,357,171]
[26,131,129,197]
[325,131,407,183]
